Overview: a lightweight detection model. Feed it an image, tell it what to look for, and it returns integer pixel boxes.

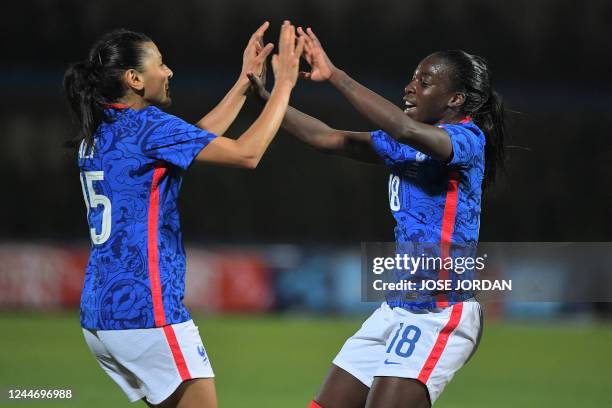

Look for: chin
[157,97,172,108]
[404,110,418,121]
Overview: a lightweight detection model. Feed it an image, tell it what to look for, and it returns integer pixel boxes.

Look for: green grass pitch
[1,312,611,407]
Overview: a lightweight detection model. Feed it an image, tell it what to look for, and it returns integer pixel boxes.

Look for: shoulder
[439,121,485,168]
[139,106,178,123]
[438,121,484,144]
[136,106,195,137]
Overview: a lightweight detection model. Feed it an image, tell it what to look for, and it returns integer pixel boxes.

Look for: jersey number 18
[389,174,401,211]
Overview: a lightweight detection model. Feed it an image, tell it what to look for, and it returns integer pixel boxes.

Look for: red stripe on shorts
[163,325,192,381]
[148,165,168,327]
[417,302,464,384]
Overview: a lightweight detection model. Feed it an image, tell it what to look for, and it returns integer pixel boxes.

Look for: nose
[166,66,173,79]
[404,80,416,95]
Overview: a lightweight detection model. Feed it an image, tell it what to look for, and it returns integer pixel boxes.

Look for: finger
[279,20,290,53]
[303,52,313,67]
[271,54,279,71]
[301,43,313,64]
[303,39,313,54]
[300,30,314,52]
[303,47,314,65]
[256,43,274,61]
[248,21,269,47]
[288,25,296,52]
[306,32,317,49]
[253,21,270,39]
[306,27,322,47]
[297,27,308,43]
[297,27,310,50]
[294,36,305,57]
[282,22,295,53]
[247,72,264,87]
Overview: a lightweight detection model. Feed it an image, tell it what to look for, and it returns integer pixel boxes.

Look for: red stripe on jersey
[440,171,460,245]
[459,116,472,123]
[309,400,323,408]
[436,171,460,307]
[417,302,464,384]
[148,165,168,327]
[163,325,192,381]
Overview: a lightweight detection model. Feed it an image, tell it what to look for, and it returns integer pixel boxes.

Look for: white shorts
[83,319,214,405]
[333,301,482,405]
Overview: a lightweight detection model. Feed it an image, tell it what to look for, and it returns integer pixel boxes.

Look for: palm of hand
[299,27,334,82]
[242,22,273,78]
[308,49,333,81]
[243,44,264,76]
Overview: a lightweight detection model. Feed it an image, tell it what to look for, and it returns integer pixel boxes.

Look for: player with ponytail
[65,22,304,408]
[250,29,506,408]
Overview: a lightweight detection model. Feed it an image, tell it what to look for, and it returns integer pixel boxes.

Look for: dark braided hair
[63,29,152,152]
[434,50,506,189]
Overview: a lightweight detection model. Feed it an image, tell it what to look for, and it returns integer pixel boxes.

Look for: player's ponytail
[63,29,151,151]
[63,61,105,151]
[473,88,505,189]
[435,50,507,190]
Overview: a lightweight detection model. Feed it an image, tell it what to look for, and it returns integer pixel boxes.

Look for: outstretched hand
[242,21,274,82]
[270,21,305,89]
[297,27,336,82]
[247,72,270,101]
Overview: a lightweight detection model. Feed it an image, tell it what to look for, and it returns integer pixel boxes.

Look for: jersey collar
[104,103,130,109]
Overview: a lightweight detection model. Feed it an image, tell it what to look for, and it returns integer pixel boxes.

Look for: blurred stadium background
[1,0,612,406]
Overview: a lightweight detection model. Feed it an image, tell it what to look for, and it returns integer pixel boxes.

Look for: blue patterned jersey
[370,120,485,308]
[78,106,217,330]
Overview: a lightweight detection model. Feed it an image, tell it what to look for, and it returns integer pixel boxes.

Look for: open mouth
[404,100,416,113]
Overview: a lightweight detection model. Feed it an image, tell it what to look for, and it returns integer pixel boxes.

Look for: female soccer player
[63,21,304,408]
[250,27,505,408]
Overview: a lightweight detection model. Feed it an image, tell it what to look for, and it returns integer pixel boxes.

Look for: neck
[436,111,469,125]
[118,92,149,111]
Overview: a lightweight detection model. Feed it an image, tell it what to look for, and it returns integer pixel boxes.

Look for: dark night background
[2,0,611,243]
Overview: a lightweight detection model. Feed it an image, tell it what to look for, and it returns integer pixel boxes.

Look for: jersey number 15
[79,171,112,245]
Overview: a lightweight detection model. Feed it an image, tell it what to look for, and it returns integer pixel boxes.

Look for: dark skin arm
[330,70,452,161]
[248,73,382,164]
[299,27,454,162]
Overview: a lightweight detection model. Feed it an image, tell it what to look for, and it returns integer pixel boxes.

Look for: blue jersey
[78,106,217,330]
[370,120,485,307]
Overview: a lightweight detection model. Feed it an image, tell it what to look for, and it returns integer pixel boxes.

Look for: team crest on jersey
[415,151,428,162]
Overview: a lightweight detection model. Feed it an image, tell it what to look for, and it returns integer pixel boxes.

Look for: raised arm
[195,21,303,169]
[248,73,382,164]
[195,22,274,135]
[298,27,453,162]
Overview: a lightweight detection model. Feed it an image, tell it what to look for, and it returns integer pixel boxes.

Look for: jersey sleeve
[141,108,217,170]
[439,124,483,167]
[370,130,422,167]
